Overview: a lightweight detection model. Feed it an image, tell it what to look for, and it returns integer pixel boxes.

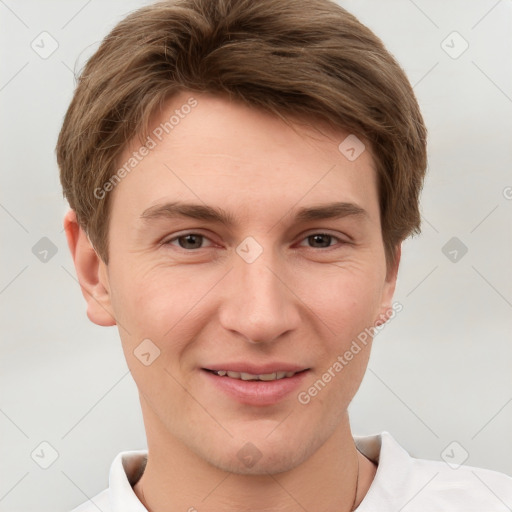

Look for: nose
[218,242,301,344]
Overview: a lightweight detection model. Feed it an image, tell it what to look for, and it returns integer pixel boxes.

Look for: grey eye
[305,234,337,248]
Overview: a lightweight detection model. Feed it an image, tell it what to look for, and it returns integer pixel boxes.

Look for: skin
[65,90,401,512]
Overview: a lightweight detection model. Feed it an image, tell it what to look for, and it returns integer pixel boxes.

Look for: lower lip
[202,369,310,406]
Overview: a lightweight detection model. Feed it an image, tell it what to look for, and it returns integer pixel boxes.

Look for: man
[56,0,512,510]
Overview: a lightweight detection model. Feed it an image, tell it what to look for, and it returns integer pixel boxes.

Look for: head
[57,0,426,474]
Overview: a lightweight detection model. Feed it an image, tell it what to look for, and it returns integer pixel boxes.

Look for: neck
[133,403,376,512]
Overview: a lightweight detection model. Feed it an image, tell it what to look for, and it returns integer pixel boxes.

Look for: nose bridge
[220,238,299,343]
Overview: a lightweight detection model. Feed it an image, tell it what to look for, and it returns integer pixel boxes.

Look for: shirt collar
[109,449,148,511]
[353,431,412,511]
[108,432,407,511]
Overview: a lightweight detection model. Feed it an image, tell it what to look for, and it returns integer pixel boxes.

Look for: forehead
[112,90,380,224]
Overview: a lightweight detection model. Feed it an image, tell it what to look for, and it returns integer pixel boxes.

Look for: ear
[63,209,116,327]
[374,244,401,327]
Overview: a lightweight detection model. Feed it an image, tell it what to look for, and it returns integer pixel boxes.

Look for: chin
[199,433,318,476]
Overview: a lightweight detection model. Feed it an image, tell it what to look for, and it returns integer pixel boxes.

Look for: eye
[163,233,214,250]
[162,231,347,251]
[298,233,344,249]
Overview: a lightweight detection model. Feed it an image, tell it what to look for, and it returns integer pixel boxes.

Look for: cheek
[298,272,378,406]
[109,262,179,324]
[108,262,220,357]
[298,262,384,336]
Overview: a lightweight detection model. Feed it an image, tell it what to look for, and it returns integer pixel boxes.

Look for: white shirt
[70,431,512,511]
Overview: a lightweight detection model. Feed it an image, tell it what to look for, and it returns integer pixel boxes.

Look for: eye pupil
[179,234,202,249]
[309,234,332,248]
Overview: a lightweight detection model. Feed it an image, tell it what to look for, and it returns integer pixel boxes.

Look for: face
[85,90,398,475]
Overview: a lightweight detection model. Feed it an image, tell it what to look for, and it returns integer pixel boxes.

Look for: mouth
[201,366,311,406]
[203,368,309,381]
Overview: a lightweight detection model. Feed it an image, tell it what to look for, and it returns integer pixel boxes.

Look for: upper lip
[202,363,309,374]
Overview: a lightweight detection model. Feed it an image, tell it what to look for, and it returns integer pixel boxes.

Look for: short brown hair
[56,0,427,273]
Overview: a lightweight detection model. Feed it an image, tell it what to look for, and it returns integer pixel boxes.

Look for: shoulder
[69,488,110,512]
[355,431,512,511]
[408,456,512,510]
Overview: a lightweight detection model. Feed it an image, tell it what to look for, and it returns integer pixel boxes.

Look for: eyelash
[162,231,348,251]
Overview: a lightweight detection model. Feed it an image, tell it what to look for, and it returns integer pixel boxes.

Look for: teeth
[213,370,298,381]
[240,372,259,381]
[258,372,277,381]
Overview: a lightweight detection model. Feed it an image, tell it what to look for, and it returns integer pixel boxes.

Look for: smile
[205,369,306,381]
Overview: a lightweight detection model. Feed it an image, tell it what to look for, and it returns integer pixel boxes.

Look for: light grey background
[1,0,511,511]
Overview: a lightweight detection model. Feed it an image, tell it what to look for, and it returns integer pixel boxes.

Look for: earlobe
[63,210,116,327]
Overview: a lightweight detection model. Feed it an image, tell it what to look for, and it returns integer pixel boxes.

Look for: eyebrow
[140,201,368,226]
